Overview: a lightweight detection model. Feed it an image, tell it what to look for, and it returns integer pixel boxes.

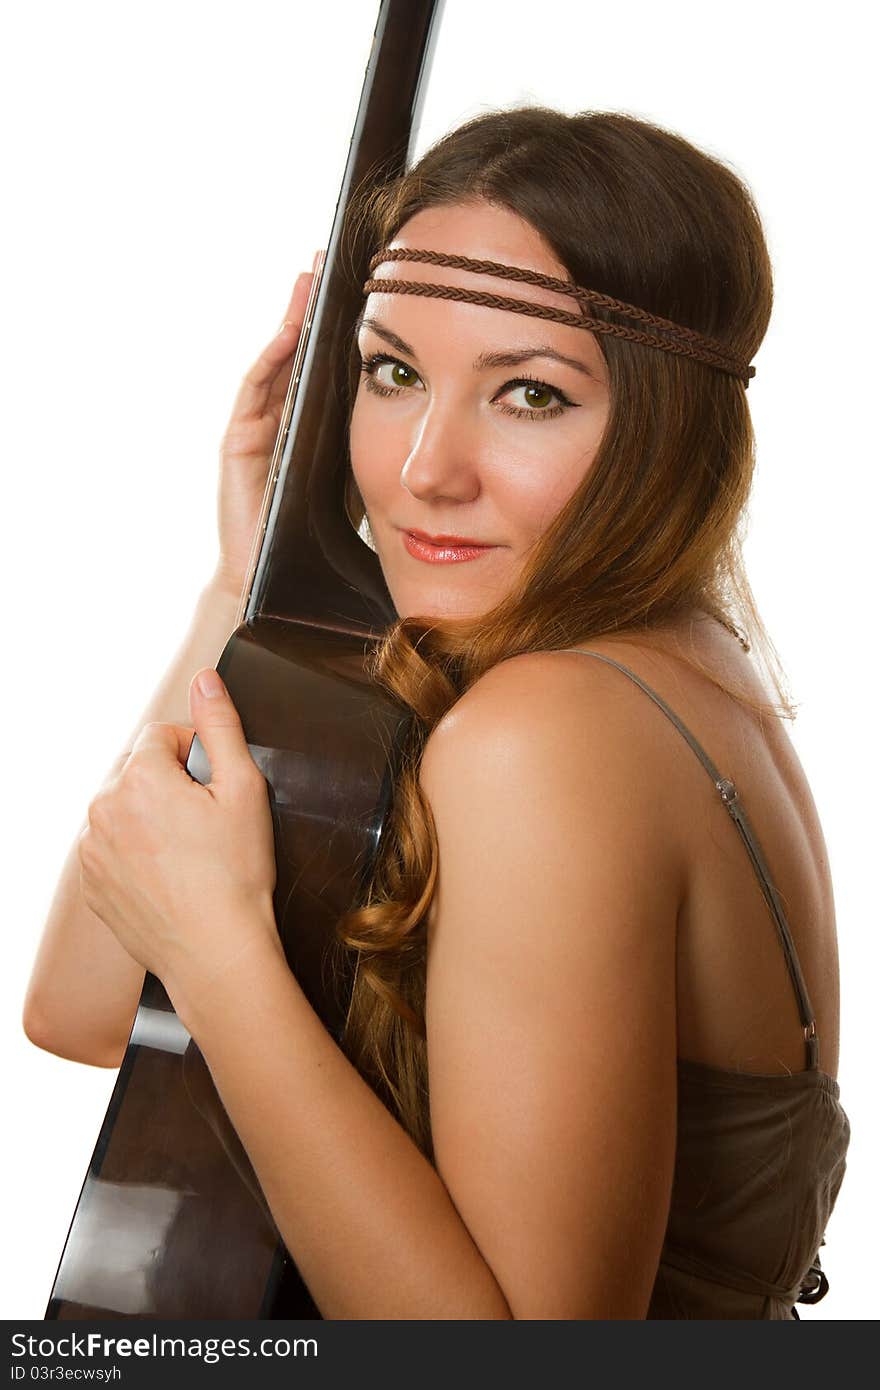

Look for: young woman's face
[349,200,611,621]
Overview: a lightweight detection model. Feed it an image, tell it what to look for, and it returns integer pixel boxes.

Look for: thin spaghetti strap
[556,647,820,1070]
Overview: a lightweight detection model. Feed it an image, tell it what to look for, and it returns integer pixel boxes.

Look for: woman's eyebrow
[356,312,416,360]
[475,346,598,380]
[356,311,599,381]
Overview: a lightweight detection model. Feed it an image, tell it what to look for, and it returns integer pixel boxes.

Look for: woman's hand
[213,253,321,598]
[77,668,284,1021]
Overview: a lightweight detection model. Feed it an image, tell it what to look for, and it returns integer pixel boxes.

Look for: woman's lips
[401,530,498,564]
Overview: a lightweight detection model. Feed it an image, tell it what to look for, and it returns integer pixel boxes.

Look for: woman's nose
[398,398,481,504]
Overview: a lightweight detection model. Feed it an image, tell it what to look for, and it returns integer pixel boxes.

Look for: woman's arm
[418,651,682,1318]
[23,267,315,1068]
[174,936,515,1320]
[164,649,683,1319]
[22,573,241,1067]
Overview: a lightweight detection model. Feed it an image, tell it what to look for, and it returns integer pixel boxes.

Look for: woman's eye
[376,360,421,389]
[360,354,424,396]
[360,353,576,422]
[496,380,572,421]
[502,383,557,412]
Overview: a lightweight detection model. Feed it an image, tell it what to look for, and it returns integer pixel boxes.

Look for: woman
[23,107,850,1319]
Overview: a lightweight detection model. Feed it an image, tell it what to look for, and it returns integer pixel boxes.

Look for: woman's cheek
[349,403,395,511]
[498,459,588,543]
[483,450,567,539]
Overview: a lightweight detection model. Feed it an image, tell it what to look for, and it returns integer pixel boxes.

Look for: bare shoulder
[414,639,689,934]
[421,640,668,776]
[418,639,691,915]
[417,614,756,911]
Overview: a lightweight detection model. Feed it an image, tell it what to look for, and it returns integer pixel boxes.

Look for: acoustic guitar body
[46,620,409,1318]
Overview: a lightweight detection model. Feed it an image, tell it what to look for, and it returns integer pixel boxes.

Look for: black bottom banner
[4,1317,848,1387]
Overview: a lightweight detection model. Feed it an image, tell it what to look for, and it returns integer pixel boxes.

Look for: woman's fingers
[229,270,313,423]
[283,250,321,320]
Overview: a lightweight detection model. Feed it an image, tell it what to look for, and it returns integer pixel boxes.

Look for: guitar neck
[242,0,445,638]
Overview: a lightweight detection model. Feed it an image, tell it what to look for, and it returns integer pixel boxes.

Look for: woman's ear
[344,469,377,552]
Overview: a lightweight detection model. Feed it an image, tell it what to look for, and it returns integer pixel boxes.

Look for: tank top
[558,648,851,1319]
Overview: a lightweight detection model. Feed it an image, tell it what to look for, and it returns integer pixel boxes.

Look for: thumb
[190,668,255,787]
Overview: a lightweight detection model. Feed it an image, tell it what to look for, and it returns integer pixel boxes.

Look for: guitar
[45,0,445,1320]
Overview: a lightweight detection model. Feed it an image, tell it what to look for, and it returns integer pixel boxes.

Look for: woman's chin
[383,566,513,626]
[391,589,494,625]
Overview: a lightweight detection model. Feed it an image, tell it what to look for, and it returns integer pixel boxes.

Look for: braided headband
[363,247,755,387]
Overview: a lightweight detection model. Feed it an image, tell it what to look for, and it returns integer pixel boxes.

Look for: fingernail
[277,319,294,336]
[196,669,224,699]
[312,250,321,270]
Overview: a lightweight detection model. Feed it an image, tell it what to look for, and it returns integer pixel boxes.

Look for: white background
[2,0,875,1321]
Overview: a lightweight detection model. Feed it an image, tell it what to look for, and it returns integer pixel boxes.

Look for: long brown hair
[332,106,786,1161]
